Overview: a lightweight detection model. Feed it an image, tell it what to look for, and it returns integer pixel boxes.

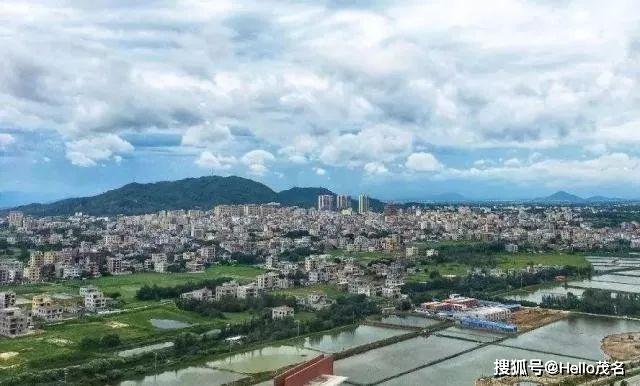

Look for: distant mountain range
[3,176,384,216]
[535,191,627,203]
[2,178,633,217]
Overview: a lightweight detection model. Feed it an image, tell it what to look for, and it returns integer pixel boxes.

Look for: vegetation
[542,288,640,316]
[136,277,230,301]
[7,175,386,216]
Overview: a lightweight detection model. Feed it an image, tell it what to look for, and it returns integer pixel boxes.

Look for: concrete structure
[83,287,109,312]
[0,307,31,337]
[318,195,334,211]
[336,195,350,211]
[215,281,239,300]
[358,194,369,214]
[272,305,294,319]
[32,295,64,321]
[273,355,344,386]
[0,292,16,309]
[180,287,212,301]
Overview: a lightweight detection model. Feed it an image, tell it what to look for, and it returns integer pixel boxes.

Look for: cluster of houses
[0,286,111,337]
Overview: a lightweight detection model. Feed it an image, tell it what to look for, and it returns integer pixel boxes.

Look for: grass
[497,252,590,269]
[408,262,470,282]
[0,302,254,371]
[0,264,266,303]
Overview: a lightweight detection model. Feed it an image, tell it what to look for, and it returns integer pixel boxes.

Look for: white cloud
[181,123,231,147]
[364,162,389,175]
[405,152,443,172]
[0,133,15,150]
[441,153,640,187]
[65,134,133,167]
[241,149,275,175]
[194,151,236,169]
[314,167,327,176]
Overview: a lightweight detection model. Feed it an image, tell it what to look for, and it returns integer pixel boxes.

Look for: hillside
[6,176,387,216]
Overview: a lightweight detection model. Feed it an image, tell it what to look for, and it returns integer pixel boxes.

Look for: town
[1,195,640,385]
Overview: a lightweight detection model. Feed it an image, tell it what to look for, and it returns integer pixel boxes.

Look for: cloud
[441,153,640,188]
[314,167,327,176]
[65,134,133,167]
[364,162,388,175]
[194,151,236,169]
[181,123,231,147]
[2,0,640,195]
[405,152,443,172]
[241,149,275,175]
[0,133,16,150]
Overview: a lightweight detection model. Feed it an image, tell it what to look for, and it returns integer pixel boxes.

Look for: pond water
[121,315,640,385]
[568,279,640,293]
[206,345,318,373]
[378,345,581,386]
[118,342,174,357]
[301,325,406,353]
[150,319,192,329]
[504,285,584,304]
[120,367,245,386]
[379,315,441,328]
[335,335,479,384]
[505,314,640,361]
[590,274,640,285]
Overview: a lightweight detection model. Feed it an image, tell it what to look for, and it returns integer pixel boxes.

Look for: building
[237,283,259,299]
[465,306,511,321]
[215,281,239,300]
[0,292,16,309]
[318,195,334,211]
[180,287,213,301]
[31,295,64,321]
[0,307,31,337]
[273,355,345,386]
[7,211,24,228]
[336,195,351,211]
[358,194,369,214]
[83,288,109,312]
[272,305,294,319]
[107,257,123,274]
[505,243,519,253]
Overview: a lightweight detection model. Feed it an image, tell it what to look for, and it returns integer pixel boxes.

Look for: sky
[1,0,640,203]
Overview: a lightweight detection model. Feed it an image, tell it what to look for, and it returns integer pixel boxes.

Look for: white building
[271,305,294,319]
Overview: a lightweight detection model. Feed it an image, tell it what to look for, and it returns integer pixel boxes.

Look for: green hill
[6,176,386,216]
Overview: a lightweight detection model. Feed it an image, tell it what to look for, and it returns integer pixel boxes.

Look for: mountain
[4,176,388,216]
[537,191,585,203]
[276,187,334,208]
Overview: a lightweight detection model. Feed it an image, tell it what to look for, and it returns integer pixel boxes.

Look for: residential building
[272,305,294,319]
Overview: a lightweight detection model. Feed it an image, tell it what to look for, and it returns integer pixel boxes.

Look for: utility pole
[154,352,158,385]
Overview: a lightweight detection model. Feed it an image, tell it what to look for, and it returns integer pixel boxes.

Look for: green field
[496,253,589,269]
[0,302,254,370]
[407,252,590,282]
[1,264,265,303]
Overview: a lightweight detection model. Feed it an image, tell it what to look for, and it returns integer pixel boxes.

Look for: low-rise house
[0,307,31,337]
[271,305,294,319]
[32,295,64,321]
[83,287,109,312]
[215,281,239,300]
[180,287,212,301]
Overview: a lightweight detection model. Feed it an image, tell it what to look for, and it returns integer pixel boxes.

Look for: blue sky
[2,0,640,203]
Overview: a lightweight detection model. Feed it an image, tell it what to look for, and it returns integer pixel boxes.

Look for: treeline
[174,294,379,354]
[542,288,640,316]
[136,277,230,300]
[176,293,297,316]
[404,266,593,303]
[279,247,318,262]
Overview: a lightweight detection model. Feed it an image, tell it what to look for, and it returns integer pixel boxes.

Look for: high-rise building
[317,195,334,211]
[358,194,369,214]
[336,195,351,210]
